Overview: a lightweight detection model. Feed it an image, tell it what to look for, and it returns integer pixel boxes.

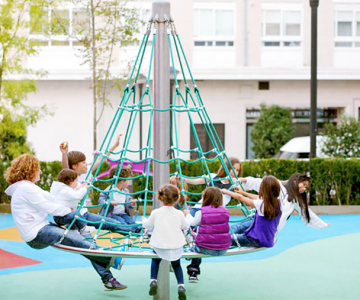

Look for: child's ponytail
[157,184,181,206]
[178,193,186,207]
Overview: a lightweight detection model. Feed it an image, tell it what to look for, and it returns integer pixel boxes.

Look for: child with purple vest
[222,175,282,248]
[184,187,232,273]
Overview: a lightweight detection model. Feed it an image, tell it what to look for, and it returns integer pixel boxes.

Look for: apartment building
[24,0,360,161]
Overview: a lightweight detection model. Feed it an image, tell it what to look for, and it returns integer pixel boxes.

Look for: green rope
[63,20,253,255]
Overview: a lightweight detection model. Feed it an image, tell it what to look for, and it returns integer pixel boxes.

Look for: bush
[251,104,295,158]
[1,158,359,205]
[322,115,360,158]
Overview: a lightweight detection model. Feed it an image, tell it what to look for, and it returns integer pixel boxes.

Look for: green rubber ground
[2,233,359,300]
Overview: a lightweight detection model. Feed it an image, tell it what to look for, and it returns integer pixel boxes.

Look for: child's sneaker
[149,280,158,296]
[178,285,187,300]
[104,278,127,291]
[189,271,199,283]
[108,257,125,270]
[79,226,96,236]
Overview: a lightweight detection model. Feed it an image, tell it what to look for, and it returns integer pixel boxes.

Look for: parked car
[274,136,328,159]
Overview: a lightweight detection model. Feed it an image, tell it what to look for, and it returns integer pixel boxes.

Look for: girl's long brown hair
[217,157,242,178]
[284,173,311,223]
[259,175,281,219]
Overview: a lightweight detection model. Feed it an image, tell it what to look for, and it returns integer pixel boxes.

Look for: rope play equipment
[54,19,261,258]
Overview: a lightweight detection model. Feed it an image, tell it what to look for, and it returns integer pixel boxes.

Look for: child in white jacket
[141,184,188,300]
[50,169,94,236]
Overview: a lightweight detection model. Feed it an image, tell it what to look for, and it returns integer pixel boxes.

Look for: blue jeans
[54,211,87,230]
[193,245,228,256]
[233,234,259,247]
[83,212,136,232]
[151,258,184,285]
[231,218,257,247]
[231,217,253,235]
[26,223,113,284]
[112,214,142,233]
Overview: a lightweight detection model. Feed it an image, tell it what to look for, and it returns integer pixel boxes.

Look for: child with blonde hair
[141,184,188,300]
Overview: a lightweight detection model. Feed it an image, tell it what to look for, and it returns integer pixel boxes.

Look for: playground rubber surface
[1,213,359,300]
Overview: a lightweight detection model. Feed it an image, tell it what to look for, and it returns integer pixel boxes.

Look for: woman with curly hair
[5,154,127,291]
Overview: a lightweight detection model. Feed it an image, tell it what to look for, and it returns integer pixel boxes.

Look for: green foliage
[310,158,360,205]
[0,160,11,203]
[251,104,295,158]
[0,0,56,163]
[68,0,141,149]
[1,159,360,206]
[0,107,33,161]
[322,115,360,158]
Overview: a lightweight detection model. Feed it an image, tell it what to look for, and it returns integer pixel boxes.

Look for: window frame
[193,2,235,48]
[261,4,302,48]
[334,9,360,48]
[29,6,87,48]
[189,123,225,160]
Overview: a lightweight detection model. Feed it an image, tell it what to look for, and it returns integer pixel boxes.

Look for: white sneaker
[80,226,96,236]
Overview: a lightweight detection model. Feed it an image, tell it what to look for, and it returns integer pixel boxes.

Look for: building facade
[24,0,360,161]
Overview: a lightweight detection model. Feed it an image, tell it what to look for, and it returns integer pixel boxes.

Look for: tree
[0,0,59,162]
[322,115,360,158]
[251,104,295,158]
[69,0,141,150]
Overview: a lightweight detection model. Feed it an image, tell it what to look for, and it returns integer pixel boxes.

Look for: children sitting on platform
[175,157,241,283]
[141,184,188,300]
[222,175,282,248]
[50,169,95,236]
[98,165,142,233]
[184,187,232,281]
[59,137,137,236]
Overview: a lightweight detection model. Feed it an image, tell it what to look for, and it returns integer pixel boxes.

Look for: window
[193,3,235,47]
[262,9,301,47]
[334,10,360,48]
[30,8,88,47]
[258,82,270,90]
[190,124,225,159]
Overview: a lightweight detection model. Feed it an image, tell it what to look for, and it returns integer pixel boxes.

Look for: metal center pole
[310,0,319,158]
[153,1,171,299]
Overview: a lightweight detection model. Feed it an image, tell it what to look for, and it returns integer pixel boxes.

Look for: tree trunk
[91,0,97,151]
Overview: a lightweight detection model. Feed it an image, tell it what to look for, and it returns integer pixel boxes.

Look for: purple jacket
[195,205,232,251]
[244,206,282,248]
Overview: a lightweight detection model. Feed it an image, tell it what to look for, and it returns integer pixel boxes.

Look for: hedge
[1,158,359,205]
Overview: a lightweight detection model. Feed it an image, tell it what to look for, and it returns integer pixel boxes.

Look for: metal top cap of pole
[153,0,170,22]
[310,0,319,8]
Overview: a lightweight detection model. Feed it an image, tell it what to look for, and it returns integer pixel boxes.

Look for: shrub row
[1,158,359,205]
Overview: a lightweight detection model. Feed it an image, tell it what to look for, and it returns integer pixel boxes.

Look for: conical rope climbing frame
[53,18,263,259]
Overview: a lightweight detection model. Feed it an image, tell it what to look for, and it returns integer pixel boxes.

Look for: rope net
[56,20,258,258]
